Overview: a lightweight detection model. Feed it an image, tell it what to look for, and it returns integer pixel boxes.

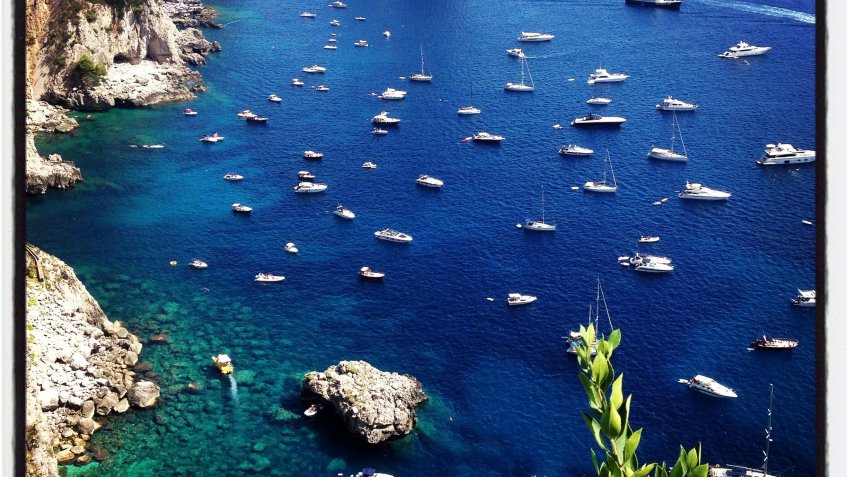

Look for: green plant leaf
[624,428,642,462]
[592,352,610,391]
[608,329,622,350]
[689,464,709,477]
[592,449,601,475]
[610,374,624,411]
[632,464,655,477]
[686,447,699,470]
[583,412,607,450]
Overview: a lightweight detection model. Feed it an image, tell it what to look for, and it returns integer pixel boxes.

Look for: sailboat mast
[608,152,617,187]
[541,187,545,222]
[420,45,425,73]
[594,279,601,334]
[763,383,774,476]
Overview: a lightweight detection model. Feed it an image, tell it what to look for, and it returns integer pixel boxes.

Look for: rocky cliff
[25,245,161,475]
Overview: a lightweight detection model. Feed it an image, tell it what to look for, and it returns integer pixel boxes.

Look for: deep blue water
[28,0,817,475]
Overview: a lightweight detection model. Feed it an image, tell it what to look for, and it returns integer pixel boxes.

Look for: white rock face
[25,134,82,195]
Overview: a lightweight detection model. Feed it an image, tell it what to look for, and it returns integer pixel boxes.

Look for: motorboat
[304,150,324,159]
[457,105,481,115]
[416,175,444,188]
[356,469,393,477]
[199,132,224,143]
[587,68,630,85]
[757,143,816,165]
[565,279,614,356]
[639,235,660,243]
[791,289,815,307]
[255,273,285,282]
[142,144,164,149]
[586,97,612,105]
[383,31,391,38]
[680,375,737,398]
[237,109,256,119]
[354,16,366,21]
[284,242,299,254]
[372,111,401,125]
[354,40,369,47]
[378,88,407,100]
[298,170,316,180]
[304,403,324,416]
[362,161,377,169]
[523,187,555,231]
[268,94,282,103]
[472,131,505,142]
[719,41,771,58]
[374,228,413,243]
[517,31,555,42]
[334,204,356,219]
[629,253,672,266]
[584,151,618,193]
[410,46,433,82]
[294,182,328,193]
[302,65,327,74]
[678,181,731,200]
[751,335,799,350]
[211,354,233,375]
[246,115,268,123]
[625,0,682,8]
[506,48,525,58]
[371,128,388,135]
[571,113,626,127]
[330,0,346,7]
[189,259,208,269]
[360,266,385,279]
[183,108,198,116]
[291,78,305,86]
[327,37,337,42]
[232,203,252,213]
[324,44,338,50]
[504,56,534,92]
[329,19,340,26]
[648,110,688,161]
[656,96,698,111]
[315,85,330,92]
[299,12,317,18]
[223,174,244,181]
[507,293,537,306]
[559,144,594,156]
[635,261,674,273]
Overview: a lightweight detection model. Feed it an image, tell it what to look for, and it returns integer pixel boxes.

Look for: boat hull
[524,221,556,231]
[571,118,626,127]
[757,153,815,165]
[678,194,730,200]
[648,148,688,161]
[624,0,682,8]
[504,84,535,92]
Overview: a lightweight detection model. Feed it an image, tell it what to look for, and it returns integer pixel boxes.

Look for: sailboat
[707,384,778,477]
[504,56,535,92]
[523,187,556,231]
[648,111,688,161]
[410,45,433,82]
[584,151,618,193]
[565,279,614,356]
[458,84,481,115]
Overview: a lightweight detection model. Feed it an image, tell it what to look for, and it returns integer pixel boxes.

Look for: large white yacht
[472,131,505,142]
[719,41,771,58]
[587,68,630,85]
[458,105,481,115]
[302,65,327,74]
[378,88,407,100]
[656,96,698,111]
[571,113,626,127]
[255,273,285,282]
[416,175,444,188]
[559,144,594,156]
[791,289,815,307]
[757,143,816,165]
[374,228,413,243]
[681,375,738,398]
[678,181,731,200]
[634,261,674,273]
[372,111,401,125]
[293,181,328,193]
[507,293,537,306]
[517,31,555,42]
[232,203,252,213]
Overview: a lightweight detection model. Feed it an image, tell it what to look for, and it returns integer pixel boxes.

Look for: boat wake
[229,375,240,406]
[697,0,815,24]
[523,51,569,60]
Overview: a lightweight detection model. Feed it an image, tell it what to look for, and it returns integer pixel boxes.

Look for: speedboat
[457,105,481,115]
[383,31,391,38]
[294,182,327,193]
[571,113,626,127]
[330,0,346,7]
[751,335,799,350]
[324,44,338,50]
[356,469,393,477]
[362,161,377,169]
[656,96,698,111]
[298,170,316,180]
[678,181,731,200]
[587,68,630,85]
[304,403,324,416]
[472,131,505,142]
[199,132,224,143]
[284,242,299,254]
[354,40,369,47]
[189,259,208,269]
[315,85,330,92]
[291,78,304,86]
[719,41,771,58]
[255,273,285,282]
[757,143,816,165]
[302,65,327,74]
[791,289,815,307]
[416,175,444,188]
[232,203,252,213]
[635,261,674,273]
[680,375,737,398]
[329,19,340,26]
[211,354,233,374]
[372,111,401,125]
[142,144,164,149]
[327,37,337,42]
[378,88,407,100]
[223,174,244,181]
[507,293,537,306]
[304,150,324,159]
[246,115,268,123]
[237,109,256,119]
[559,144,593,156]
[360,266,385,279]
[625,0,682,8]
[517,31,555,42]
[355,16,366,21]
[268,94,282,103]
[371,128,388,135]
[629,253,672,266]
[506,48,525,58]
[334,204,356,219]
[374,228,413,243]
[638,235,660,243]
[586,97,612,105]
[299,12,317,18]
[183,108,198,116]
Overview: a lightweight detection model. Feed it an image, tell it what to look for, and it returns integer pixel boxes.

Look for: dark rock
[92,450,109,461]
[133,361,154,372]
[148,334,169,344]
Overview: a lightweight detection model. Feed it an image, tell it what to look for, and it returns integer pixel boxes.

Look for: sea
[27,0,817,475]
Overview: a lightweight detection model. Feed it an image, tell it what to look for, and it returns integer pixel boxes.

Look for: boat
[359,266,385,279]
[246,115,268,123]
[183,108,198,116]
[680,375,737,398]
[354,40,369,47]
[237,110,256,119]
[371,128,388,135]
[629,253,672,266]
[506,48,525,58]
[565,279,614,356]
[802,219,813,225]
[648,111,688,161]
[255,273,285,282]
[268,94,282,103]
[354,16,366,21]
[142,144,164,149]
[523,187,556,231]
[372,111,401,125]
[571,113,626,127]
[587,67,630,85]
[223,174,244,181]
[298,170,316,180]
[656,96,698,111]
[378,88,407,100]
[315,85,330,92]
[303,150,324,159]
[719,41,771,59]
[293,182,328,193]
[362,161,377,169]
[334,204,356,219]
[232,203,252,213]
[199,132,224,143]
[625,0,682,8]
[356,469,394,477]
[507,293,537,306]
[751,336,799,350]
[330,0,346,7]
[559,144,594,156]
[586,97,612,105]
[383,31,391,38]
[302,65,327,74]
[189,259,208,269]
[299,12,317,18]
[757,143,816,165]
[638,235,660,243]
[211,354,233,375]
[374,228,413,243]
[504,56,535,92]
[472,131,505,142]
[708,384,779,477]
[583,151,618,193]
[457,84,481,115]
[517,31,555,42]
[410,46,433,82]
[791,289,815,307]
[291,78,304,86]
[635,261,674,273]
[416,175,444,188]
[324,44,338,50]
[327,37,337,42]
[304,403,324,416]
[678,181,731,200]
[329,19,340,26]
[284,242,299,254]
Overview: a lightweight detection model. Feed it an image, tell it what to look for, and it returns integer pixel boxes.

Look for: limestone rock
[114,398,130,413]
[55,449,75,464]
[25,134,82,195]
[37,388,59,411]
[128,380,161,408]
[95,392,119,415]
[77,417,100,435]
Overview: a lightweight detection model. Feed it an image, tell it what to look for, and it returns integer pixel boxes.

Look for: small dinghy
[232,203,253,213]
[284,242,299,254]
[189,259,208,269]
[223,174,244,181]
[638,235,660,243]
[304,403,324,416]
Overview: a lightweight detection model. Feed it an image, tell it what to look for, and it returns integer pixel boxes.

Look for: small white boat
[559,144,593,156]
[360,266,385,279]
[472,131,505,142]
[383,31,391,38]
[324,44,338,50]
[374,228,413,243]
[189,259,208,269]
[416,175,444,188]
[232,203,252,213]
[223,174,244,181]
[678,181,731,200]
[802,219,813,225]
[354,40,369,47]
[751,335,799,350]
[328,37,337,42]
[571,113,626,127]
[583,152,618,193]
[457,105,481,115]
[334,204,356,219]
[656,96,698,111]
[356,469,393,477]
[371,128,388,135]
[304,150,324,160]
[372,111,401,125]
[183,108,198,116]
[303,403,323,416]
[517,31,555,42]
[586,97,612,105]
[268,94,282,103]
[302,65,327,74]
[293,182,327,193]
[330,0,346,7]
[625,0,682,7]
[298,170,316,180]
[329,19,340,26]
[791,289,815,307]
[504,56,534,92]
[237,109,256,119]
[648,111,688,161]
[506,48,525,58]
[524,187,555,231]
[199,132,224,143]
[142,144,164,149]
[299,12,317,18]
[507,293,537,306]
[638,235,660,243]
[719,41,771,59]
[757,143,816,165]
[354,16,366,21]
[284,242,299,254]
[410,46,433,82]
[291,78,305,86]
[587,68,630,85]
[362,161,377,169]
[315,85,330,92]
[246,115,268,123]
[680,375,738,398]
[255,273,285,282]
[378,88,407,100]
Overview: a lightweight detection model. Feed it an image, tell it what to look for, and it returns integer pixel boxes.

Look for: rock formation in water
[25,245,161,475]
[301,361,428,444]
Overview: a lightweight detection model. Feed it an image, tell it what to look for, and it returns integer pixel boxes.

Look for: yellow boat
[212,354,234,375]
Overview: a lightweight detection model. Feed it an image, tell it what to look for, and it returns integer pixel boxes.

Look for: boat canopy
[216,354,231,364]
[797,290,816,298]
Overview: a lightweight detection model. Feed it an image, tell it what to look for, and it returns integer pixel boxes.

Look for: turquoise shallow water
[30,0,817,475]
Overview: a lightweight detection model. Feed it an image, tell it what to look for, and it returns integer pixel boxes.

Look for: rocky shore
[25,100,83,195]
[165,0,223,29]
[25,246,161,474]
[302,361,428,444]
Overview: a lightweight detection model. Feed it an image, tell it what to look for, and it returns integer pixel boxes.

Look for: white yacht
[374,228,413,243]
[378,88,407,100]
[504,56,534,92]
[302,65,327,74]
[584,152,618,193]
[223,174,244,181]
[587,68,630,85]
[678,181,731,200]
[506,48,525,58]
[586,97,612,105]
[757,143,816,165]
[629,253,672,266]
[571,113,626,127]
[315,84,330,92]
[507,293,537,306]
[354,40,369,47]
[330,1,346,8]
[293,181,328,193]
[236,110,256,119]
[638,235,660,243]
[719,41,771,58]
[635,261,674,273]
[354,16,366,21]
[324,44,338,50]
[189,259,208,269]
[517,31,555,42]
[791,289,815,307]
[472,131,505,142]
[291,78,305,86]
[680,375,738,398]
[457,105,481,115]
[416,175,444,188]
[359,266,385,280]
[648,111,688,161]
[656,96,698,111]
[299,12,317,18]
[199,132,224,143]
[327,37,337,42]
[371,128,388,135]
[297,170,316,180]
[329,19,340,26]
[255,273,285,282]
[625,0,682,7]
[268,94,283,103]
[523,187,555,231]
[559,144,593,156]
[372,111,401,125]
[362,161,377,169]
[232,203,253,213]
[183,108,198,116]
[284,242,299,254]
[410,46,433,82]
[303,150,324,159]
[334,204,356,219]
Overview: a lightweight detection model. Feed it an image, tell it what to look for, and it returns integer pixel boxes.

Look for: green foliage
[76,55,107,85]
[88,0,146,13]
[576,325,706,477]
[85,10,98,22]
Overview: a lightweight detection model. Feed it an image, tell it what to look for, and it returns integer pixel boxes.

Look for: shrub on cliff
[76,55,107,85]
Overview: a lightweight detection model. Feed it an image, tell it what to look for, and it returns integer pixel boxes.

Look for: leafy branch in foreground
[575,325,709,477]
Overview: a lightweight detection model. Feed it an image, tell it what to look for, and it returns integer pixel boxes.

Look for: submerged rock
[128,381,161,408]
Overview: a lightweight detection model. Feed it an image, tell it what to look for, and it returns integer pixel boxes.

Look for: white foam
[698,0,815,24]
